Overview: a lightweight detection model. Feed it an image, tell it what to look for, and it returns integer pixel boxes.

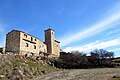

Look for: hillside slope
[0,54,59,80]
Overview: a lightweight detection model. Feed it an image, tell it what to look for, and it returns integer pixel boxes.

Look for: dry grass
[34,68,120,80]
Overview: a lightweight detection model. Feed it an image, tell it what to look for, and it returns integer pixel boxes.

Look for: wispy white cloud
[109,48,120,52]
[63,37,120,53]
[105,29,120,37]
[59,3,120,47]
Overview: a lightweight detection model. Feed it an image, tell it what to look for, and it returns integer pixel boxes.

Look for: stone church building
[5,28,60,57]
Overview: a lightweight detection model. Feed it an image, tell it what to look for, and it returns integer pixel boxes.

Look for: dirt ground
[33,68,120,80]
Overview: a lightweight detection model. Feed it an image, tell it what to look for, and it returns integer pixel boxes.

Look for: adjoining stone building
[0,47,5,54]
[5,28,60,57]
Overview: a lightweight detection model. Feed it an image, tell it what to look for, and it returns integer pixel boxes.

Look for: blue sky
[0,0,120,57]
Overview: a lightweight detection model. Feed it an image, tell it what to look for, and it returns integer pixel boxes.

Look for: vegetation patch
[55,49,117,69]
[12,60,22,67]
[27,61,38,68]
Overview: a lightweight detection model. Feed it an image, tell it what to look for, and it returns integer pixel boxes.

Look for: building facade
[5,28,60,56]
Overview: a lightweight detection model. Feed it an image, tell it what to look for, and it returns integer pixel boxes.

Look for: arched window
[31,37,33,41]
[34,45,36,49]
[25,43,29,47]
[52,32,54,35]
[24,34,27,38]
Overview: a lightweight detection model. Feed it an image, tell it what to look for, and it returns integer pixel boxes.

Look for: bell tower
[44,28,55,54]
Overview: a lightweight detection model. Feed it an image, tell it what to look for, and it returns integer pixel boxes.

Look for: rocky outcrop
[0,54,59,80]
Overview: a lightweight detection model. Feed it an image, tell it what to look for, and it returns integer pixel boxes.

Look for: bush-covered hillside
[54,49,119,69]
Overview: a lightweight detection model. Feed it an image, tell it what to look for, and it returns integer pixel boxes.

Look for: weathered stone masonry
[5,28,60,57]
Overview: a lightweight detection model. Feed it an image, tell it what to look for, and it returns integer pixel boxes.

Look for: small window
[31,37,33,41]
[31,53,34,56]
[34,45,36,49]
[35,38,37,41]
[25,43,29,47]
[42,45,44,47]
[44,49,46,52]
[24,34,27,38]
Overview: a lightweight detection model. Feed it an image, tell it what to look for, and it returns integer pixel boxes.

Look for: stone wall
[20,32,39,55]
[45,29,54,54]
[5,30,20,53]
[6,30,47,56]
[5,28,60,57]
[53,41,60,56]
[20,31,47,56]
[45,28,60,56]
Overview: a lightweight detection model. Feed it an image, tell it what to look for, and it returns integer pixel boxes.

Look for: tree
[106,52,114,58]
[90,52,100,59]
[71,51,83,56]
[90,49,114,59]
[99,49,107,59]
